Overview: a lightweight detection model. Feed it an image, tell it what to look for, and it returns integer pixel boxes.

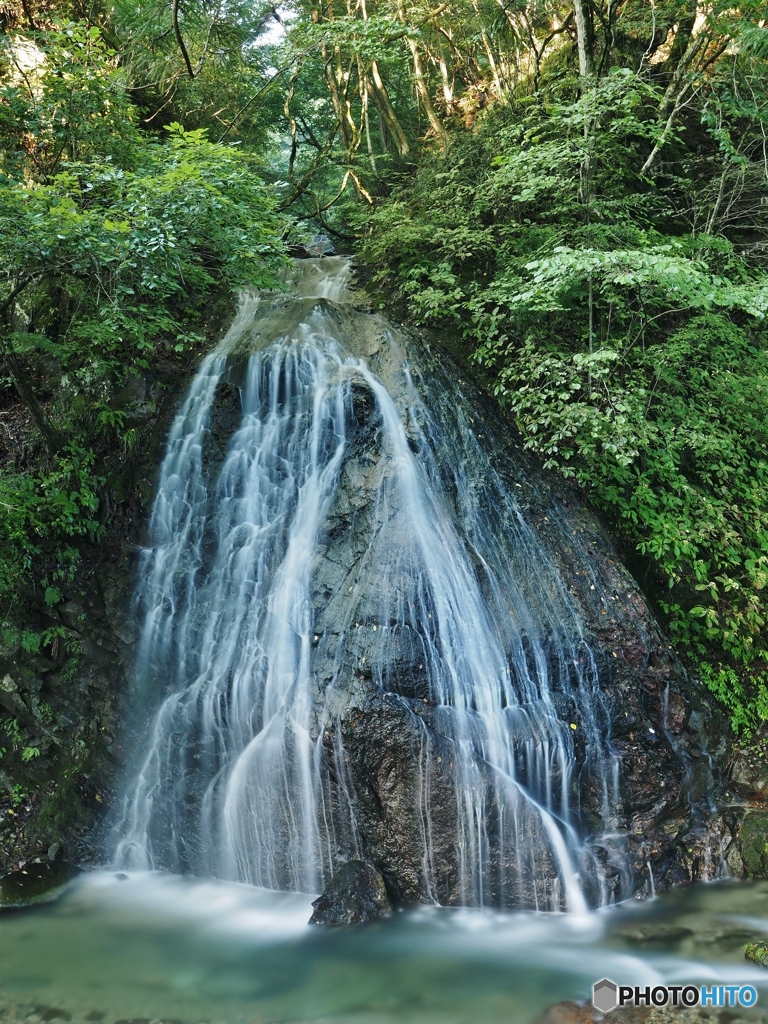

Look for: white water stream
[113,258,635,911]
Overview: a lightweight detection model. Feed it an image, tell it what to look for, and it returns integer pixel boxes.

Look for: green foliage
[744,942,768,968]
[1,117,286,378]
[478,301,768,731]
[0,25,286,623]
[0,443,103,610]
[0,23,140,183]
[357,68,768,733]
[110,0,283,147]
[11,784,27,807]
[294,14,416,63]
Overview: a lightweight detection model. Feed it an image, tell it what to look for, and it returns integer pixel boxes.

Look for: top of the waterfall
[282,257,355,303]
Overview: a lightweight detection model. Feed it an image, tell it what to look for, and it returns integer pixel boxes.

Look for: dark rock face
[309,859,392,925]
[337,695,463,906]
[726,810,768,877]
[292,307,724,906]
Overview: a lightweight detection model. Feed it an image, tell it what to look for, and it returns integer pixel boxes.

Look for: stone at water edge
[537,1004,768,1023]
[309,860,392,925]
[0,861,81,908]
[731,811,768,877]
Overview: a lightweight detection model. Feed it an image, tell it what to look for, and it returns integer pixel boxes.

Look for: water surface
[1,874,767,1023]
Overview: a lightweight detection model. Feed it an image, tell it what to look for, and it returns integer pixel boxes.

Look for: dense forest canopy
[1,0,768,745]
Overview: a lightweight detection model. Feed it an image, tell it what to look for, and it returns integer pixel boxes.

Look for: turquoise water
[1,874,768,1023]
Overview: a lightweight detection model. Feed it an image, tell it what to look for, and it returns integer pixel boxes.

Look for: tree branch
[172,0,195,78]
[218,47,319,141]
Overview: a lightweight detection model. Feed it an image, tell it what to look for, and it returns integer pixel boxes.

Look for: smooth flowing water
[0,875,767,1024]
[112,257,643,911]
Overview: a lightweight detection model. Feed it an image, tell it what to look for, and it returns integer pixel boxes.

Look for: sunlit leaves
[0,23,140,183]
[0,122,285,375]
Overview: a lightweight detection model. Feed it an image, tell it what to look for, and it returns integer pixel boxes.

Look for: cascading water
[113,257,640,911]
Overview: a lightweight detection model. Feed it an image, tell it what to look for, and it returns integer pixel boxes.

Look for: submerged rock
[309,860,392,925]
[0,861,81,908]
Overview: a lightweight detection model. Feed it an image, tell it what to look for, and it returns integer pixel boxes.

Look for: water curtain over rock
[113,258,708,911]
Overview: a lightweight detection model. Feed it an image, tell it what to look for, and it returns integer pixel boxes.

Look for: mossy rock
[36,774,95,842]
[737,811,768,876]
[0,861,81,908]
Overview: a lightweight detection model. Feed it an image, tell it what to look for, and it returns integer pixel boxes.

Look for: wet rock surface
[289,306,727,905]
[309,859,392,924]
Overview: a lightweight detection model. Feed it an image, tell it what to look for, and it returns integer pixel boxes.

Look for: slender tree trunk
[369,61,410,156]
[359,62,378,173]
[472,0,502,94]
[573,0,594,79]
[572,0,594,205]
[322,51,354,150]
[407,36,448,143]
[435,33,454,110]
[357,0,409,156]
[641,26,727,175]
[2,344,64,453]
[397,5,448,145]
[376,104,391,155]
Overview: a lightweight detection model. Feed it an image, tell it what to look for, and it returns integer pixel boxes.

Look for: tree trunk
[369,61,410,156]
[359,62,378,173]
[0,339,64,453]
[640,28,727,175]
[397,6,448,145]
[357,0,409,157]
[573,0,594,80]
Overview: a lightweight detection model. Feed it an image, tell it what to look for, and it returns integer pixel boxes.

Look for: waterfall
[113,258,634,911]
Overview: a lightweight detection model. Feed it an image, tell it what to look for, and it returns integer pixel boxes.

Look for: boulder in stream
[309,860,392,925]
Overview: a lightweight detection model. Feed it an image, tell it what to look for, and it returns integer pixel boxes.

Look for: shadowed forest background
[0,0,767,814]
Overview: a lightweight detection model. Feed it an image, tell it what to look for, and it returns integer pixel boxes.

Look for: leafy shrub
[357,74,768,732]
